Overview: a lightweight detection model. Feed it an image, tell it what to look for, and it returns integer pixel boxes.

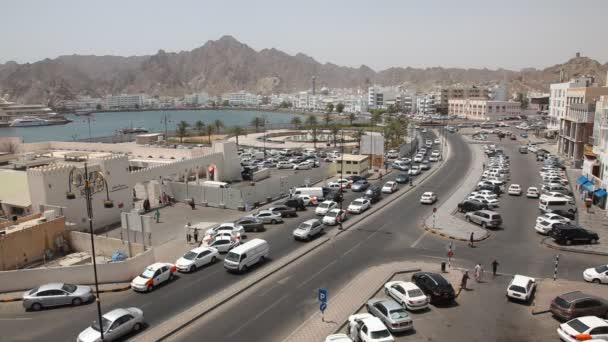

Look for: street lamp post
[339,130,345,230]
[66,163,114,341]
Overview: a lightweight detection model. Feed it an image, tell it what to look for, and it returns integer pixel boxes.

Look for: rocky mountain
[0,35,606,105]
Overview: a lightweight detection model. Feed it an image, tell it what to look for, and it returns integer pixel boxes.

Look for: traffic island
[540,237,608,256]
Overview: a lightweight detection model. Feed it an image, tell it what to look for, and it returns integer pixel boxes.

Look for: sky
[1,0,607,71]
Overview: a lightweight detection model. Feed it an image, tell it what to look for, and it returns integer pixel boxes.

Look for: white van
[203,181,230,188]
[539,196,576,213]
[224,238,269,273]
[294,187,325,200]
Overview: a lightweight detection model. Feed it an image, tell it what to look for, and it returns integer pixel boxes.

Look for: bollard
[441,261,447,273]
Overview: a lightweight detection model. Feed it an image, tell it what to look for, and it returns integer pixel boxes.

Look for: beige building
[335,154,369,177]
[448,99,521,120]
[435,86,490,114]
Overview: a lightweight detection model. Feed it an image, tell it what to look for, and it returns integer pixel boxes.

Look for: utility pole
[339,129,345,230]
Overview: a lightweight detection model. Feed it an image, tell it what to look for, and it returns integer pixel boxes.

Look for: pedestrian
[289,187,294,198]
[469,232,474,247]
[187,232,191,244]
[154,209,160,223]
[460,271,470,290]
[143,198,150,212]
[474,263,481,282]
[491,260,499,277]
[193,228,199,243]
[162,192,168,205]
[482,162,486,170]
[190,198,195,210]
[132,188,137,199]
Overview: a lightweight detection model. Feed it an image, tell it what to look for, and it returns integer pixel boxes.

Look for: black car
[364,187,382,203]
[457,200,489,213]
[269,204,298,218]
[395,173,410,184]
[234,217,265,232]
[346,175,366,183]
[282,198,306,211]
[549,223,599,245]
[550,209,576,220]
[412,272,455,304]
[476,184,502,195]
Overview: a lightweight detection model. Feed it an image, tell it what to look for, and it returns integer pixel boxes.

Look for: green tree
[279,100,292,108]
[305,115,319,149]
[326,103,334,113]
[387,104,398,114]
[95,104,102,111]
[517,93,529,109]
[251,116,265,132]
[230,126,246,146]
[214,119,224,133]
[348,112,356,125]
[352,128,365,149]
[371,112,383,129]
[176,121,190,143]
[336,103,345,113]
[323,112,332,127]
[261,96,270,105]
[330,124,340,147]
[194,120,205,136]
[222,100,230,107]
[290,116,303,129]
[205,125,215,144]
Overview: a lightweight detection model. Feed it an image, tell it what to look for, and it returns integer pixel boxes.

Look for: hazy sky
[1,0,607,71]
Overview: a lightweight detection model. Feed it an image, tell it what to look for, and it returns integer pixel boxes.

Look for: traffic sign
[318,288,327,302]
[320,303,327,312]
[447,250,454,258]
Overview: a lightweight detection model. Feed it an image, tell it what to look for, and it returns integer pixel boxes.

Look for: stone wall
[68,231,145,258]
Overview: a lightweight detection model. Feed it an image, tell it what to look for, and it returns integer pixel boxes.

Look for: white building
[449,99,521,120]
[62,96,104,111]
[368,86,398,110]
[488,84,508,102]
[184,92,210,106]
[106,94,146,110]
[225,91,259,106]
[416,94,437,115]
[582,95,608,208]
[549,77,595,131]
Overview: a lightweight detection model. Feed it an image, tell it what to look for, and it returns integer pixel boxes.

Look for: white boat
[9,116,50,127]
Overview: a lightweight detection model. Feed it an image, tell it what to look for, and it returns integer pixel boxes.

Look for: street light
[339,129,345,230]
[66,162,114,341]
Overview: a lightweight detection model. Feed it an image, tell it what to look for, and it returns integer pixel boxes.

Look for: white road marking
[410,231,428,248]
[0,317,32,321]
[226,293,289,338]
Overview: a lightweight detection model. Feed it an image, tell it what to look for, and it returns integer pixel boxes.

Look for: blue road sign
[320,303,327,312]
[318,288,327,302]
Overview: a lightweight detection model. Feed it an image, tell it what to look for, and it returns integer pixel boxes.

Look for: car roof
[369,298,402,311]
[360,316,388,331]
[423,192,434,195]
[189,246,214,254]
[103,308,132,320]
[558,291,600,302]
[146,262,170,270]
[37,283,65,292]
[416,272,450,286]
[511,275,535,286]
[573,316,608,327]
[257,210,274,214]
[302,219,319,225]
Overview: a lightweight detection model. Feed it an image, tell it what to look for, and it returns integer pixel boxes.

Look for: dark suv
[364,187,382,203]
[412,272,455,304]
[457,200,489,213]
[550,291,608,321]
[282,198,306,211]
[549,223,599,245]
[269,204,298,218]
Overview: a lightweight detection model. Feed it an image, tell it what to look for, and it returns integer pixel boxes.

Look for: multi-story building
[184,92,210,106]
[488,84,508,101]
[582,95,608,208]
[558,77,608,166]
[62,96,104,111]
[397,93,416,114]
[434,86,490,114]
[225,91,259,106]
[416,94,437,115]
[106,94,145,110]
[368,86,398,110]
[448,99,521,120]
[549,77,594,131]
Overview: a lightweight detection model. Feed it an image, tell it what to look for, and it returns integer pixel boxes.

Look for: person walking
[193,228,199,243]
[491,260,499,277]
[469,232,474,247]
[189,198,196,210]
[187,232,191,244]
[460,271,470,291]
[474,263,481,282]
[154,209,160,223]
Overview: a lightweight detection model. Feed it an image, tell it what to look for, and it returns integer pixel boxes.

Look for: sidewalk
[423,140,489,242]
[541,168,608,256]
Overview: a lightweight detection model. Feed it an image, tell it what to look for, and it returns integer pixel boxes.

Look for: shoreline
[68,107,326,117]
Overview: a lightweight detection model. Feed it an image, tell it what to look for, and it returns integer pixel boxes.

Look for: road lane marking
[410,231,428,248]
[0,317,32,320]
[226,293,289,338]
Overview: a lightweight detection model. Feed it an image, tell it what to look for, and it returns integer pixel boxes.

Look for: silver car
[366,298,413,333]
[22,283,93,311]
[77,307,145,342]
[253,210,284,224]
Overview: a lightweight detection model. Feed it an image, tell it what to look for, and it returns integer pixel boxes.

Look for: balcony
[566,103,595,123]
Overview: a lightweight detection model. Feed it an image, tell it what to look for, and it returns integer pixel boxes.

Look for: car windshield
[61,284,77,293]
[29,287,39,295]
[225,252,240,262]
[352,200,364,206]
[140,268,156,279]
[567,319,590,334]
[320,203,330,208]
[389,308,409,320]
[92,317,112,332]
[595,265,608,273]
[370,329,391,339]
[509,285,526,294]
[327,209,340,216]
[183,251,197,260]
[407,289,424,297]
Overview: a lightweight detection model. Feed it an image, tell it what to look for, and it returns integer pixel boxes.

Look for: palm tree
[205,125,215,144]
[251,116,265,132]
[230,126,246,146]
[194,120,205,137]
[290,116,302,129]
[352,128,365,149]
[305,115,319,149]
[214,119,224,133]
[349,112,356,126]
[330,124,340,147]
[176,121,190,143]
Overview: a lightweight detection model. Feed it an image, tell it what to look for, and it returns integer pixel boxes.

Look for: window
[590,327,608,335]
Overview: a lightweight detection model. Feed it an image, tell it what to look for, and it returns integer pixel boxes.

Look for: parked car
[351,179,371,192]
[408,165,421,175]
[411,272,456,304]
[557,316,608,342]
[464,210,502,229]
[468,196,499,208]
[77,307,145,342]
[420,162,431,170]
[346,175,366,185]
[347,313,394,342]
[534,218,564,235]
[175,246,219,272]
[322,209,347,226]
[325,334,353,342]
[536,212,570,224]
[583,264,608,284]
[269,204,298,218]
[293,219,324,241]
[391,161,409,171]
[506,275,536,303]
[277,161,294,169]
[131,263,176,292]
[550,209,577,220]
[294,162,312,170]
[364,187,382,203]
[283,197,306,211]
[420,192,437,204]
[549,224,599,245]
[550,291,608,321]
[347,198,371,214]
[457,200,489,213]
[22,283,94,311]
[234,217,265,232]
[252,210,284,224]
[206,235,240,253]
[315,200,338,215]
[381,181,398,194]
[508,184,522,196]
[366,298,413,333]
[383,281,429,311]
[526,187,540,198]
[395,173,410,184]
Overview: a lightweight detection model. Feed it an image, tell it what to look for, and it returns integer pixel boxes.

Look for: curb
[0,297,22,303]
[423,226,490,242]
[540,237,608,256]
[96,285,132,293]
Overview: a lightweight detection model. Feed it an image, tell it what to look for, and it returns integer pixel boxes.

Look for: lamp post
[65,163,114,341]
[339,129,345,230]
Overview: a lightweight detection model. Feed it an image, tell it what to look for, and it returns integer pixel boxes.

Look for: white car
[206,222,245,239]
[131,263,176,292]
[316,200,338,216]
[253,210,284,224]
[386,150,399,159]
[277,161,294,169]
[469,196,499,208]
[536,213,570,224]
[429,155,439,162]
[381,181,398,194]
[506,275,536,302]
[322,209,347,226]
[420,192,437,204]
[541,192,574,203]
[384,281,429,311]
[325,334,353,342]
[293,219,324,241]
[408,166,421,175]
[348,313,394,342]
[508,184,522,196]
[583,264,608,284]
[78,307,145,342]
[557,316,608,342]
[175,246,219,272]
[534,218,563,235]
[206,235,240,253]
[347,198,371,214]
[297,194,318,206]
[526,187,540,198]
[469,192,498,201]
[413,155,423,163]
[294,162,312,170]
[434,139,440,144]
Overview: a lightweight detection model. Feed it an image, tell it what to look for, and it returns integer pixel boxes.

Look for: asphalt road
[0,131,442,341]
